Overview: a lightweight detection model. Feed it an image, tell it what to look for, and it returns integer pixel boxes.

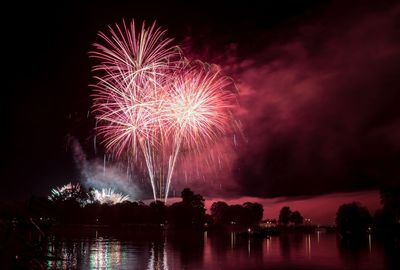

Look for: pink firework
[91,19,181,89]
[91,20,181,201]
[164,64,235,149]
[161,64,236,199]
[90,20,238,201]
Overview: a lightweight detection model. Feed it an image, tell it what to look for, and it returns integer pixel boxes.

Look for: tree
[279,206,292,226]
[149,200,167,224]
[374,187,400,235]
[380,187,400,211]
[336,202,372,237]
[168,188,206,228]
[290,210,304,225]
[181,188,195,204]
[228,204,244,224]
[380,187,400,225]
[210,201,229,225]
[243,202,264,225]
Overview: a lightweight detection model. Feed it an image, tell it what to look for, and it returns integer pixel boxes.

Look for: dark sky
[2,1,400,200]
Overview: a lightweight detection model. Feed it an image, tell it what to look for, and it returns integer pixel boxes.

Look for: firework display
[91,188,131,205]
[48,182,83,201]
[48,183,131,205]
[90,20,237,201]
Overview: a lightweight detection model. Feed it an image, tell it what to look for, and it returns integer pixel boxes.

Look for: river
[45,228,398,269]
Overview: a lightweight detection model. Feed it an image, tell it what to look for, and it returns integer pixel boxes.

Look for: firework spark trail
[91,19,238,201]
[92,188,131,204]
[93,81,160,200]
[139,138,157,201]
[48,182,82,201]
[91,20,181,89]
[162,66,236,200]
[91,20,178,200]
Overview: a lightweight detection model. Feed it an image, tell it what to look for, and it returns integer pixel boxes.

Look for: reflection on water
[47,233,129,269]
[147,239,168,270]
[89,239,124,269]
[46,229,397,270]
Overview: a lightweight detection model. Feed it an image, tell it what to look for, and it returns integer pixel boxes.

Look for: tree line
[2,187,398,236]
[335,187,400,238]
[0,188,266,229]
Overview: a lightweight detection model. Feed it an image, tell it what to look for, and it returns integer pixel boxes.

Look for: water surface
[46,228,396,269]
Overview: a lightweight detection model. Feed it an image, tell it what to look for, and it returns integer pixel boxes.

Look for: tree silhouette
[210,201,229,225]
[243,202,264,225]
[279,206,292,226]
[380,187,400,224]
[336,202,372,237]
[169,188,206,228]
[150,200,167,224]
[374,187,400,235]
[290,210,304,225]
[210,201,264,226]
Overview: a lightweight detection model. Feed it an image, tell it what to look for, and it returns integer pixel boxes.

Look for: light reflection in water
[147,238,168,270]
[306,234,312,258]
[368,234,372,254]
[89,235,127,269]
[47,236,127,269]
[47,237,79,270]
[45,230,389,270]
[230,232,235,249]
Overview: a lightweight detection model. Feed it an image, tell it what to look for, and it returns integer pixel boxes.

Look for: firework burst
[48,182,82,201]
[91,20,182,201]
[90,19,238,201]
[91,19,181,88]
[161,64,237,198]
[91,188,131,205]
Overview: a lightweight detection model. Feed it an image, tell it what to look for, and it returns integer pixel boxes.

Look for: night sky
[2,1,400,200]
